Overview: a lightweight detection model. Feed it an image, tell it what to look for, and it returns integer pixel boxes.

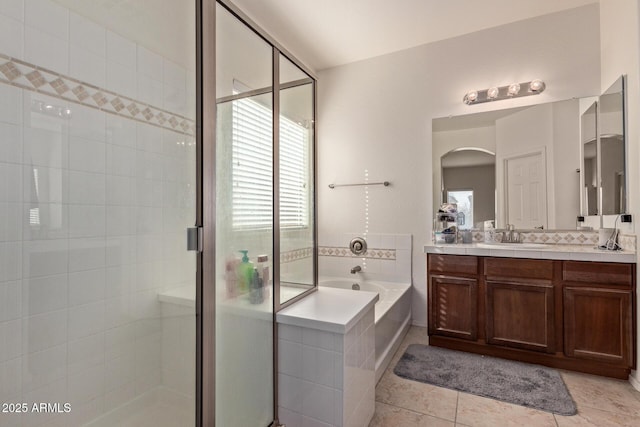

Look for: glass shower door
[278,54,316,306]
[0,1,197,426]
[214,4,274,426]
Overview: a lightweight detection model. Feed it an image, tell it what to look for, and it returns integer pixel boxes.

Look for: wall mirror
[599,75,626,216]
[579,75,626,220]
[433,98,588,230]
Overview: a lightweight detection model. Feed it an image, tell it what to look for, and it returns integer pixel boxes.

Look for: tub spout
[350,265,362,274]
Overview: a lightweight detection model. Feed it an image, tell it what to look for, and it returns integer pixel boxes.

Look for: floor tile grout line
[454,391,459,425]
[573,401,640,418]
[374,399,458,424]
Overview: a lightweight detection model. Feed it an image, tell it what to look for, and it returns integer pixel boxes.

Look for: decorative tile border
[318,246,396,260]
[281,247,313,263]
[471,229,636,251]
[618,234,637,252]
[520,231,598,245]
[0,53,195,136]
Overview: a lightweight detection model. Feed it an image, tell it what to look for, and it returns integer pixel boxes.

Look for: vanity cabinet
[485,280,555,353]
[427,255,478,340]
[484,258,556,353]
[427,254,636,379]
[562,261,634,366]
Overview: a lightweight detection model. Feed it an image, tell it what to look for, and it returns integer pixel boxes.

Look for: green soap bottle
[237,250,254,293]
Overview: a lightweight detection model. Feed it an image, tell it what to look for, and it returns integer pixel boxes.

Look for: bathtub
[320,278,412,383]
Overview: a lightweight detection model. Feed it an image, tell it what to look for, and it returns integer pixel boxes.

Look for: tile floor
[370,326,640,426]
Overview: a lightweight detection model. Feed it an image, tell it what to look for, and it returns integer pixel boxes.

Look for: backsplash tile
[319,233,412,283]
[470,229,636,252]
[318,246,396,260]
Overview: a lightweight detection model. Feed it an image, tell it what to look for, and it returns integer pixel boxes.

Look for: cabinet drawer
[563,261,634,287]
[484,258,553,280]
[428,254,478,275]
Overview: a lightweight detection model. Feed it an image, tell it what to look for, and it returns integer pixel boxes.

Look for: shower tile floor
[370,326,640,426]
[85,387,194,427]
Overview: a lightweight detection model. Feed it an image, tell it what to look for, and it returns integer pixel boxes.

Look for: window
[447,190,473,229]
[231,96,310,230]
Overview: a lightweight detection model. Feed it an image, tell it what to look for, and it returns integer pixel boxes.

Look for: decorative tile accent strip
[0,53,195,136]
[471,229,636,251]
[618,234,637,252]
[520,231,599,246]
[318,246,396,260]
[280,247,313,263]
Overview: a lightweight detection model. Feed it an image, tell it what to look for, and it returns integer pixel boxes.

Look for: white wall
[599,0,640,388]
[317,4,600,327]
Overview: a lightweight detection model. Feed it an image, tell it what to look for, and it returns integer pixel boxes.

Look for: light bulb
[487,87,499,99]
[464,90,478,104]
[508,83,521,96]
[529,79,545,92]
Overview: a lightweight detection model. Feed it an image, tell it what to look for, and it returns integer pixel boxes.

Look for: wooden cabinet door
[429,275,477,340]
[486,280,555,353]
[564,287,633,365]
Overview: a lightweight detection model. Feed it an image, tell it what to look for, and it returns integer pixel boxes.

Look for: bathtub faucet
[350,265,362,274]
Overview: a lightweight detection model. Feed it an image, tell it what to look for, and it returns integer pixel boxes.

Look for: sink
[476,242,551,250]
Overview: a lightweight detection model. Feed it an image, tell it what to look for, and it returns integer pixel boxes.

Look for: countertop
[424,242,636,263]
[276,287,379,334]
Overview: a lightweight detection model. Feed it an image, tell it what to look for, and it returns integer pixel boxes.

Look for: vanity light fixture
[463,79,546,105]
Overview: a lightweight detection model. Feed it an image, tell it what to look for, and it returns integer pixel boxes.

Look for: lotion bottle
[237,250,253,293]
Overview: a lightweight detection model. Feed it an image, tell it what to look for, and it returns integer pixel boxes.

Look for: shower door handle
[186,227,203,252]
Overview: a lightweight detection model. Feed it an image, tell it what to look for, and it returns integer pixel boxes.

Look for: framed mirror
[433,98,586,230]
[599,75,626,215]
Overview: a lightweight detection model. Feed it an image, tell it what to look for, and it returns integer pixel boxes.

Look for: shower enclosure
[212,1,317,425]
[0,1,314,426]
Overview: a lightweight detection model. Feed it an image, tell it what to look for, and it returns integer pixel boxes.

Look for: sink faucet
[502,224,520,243]
[350,265,362,274]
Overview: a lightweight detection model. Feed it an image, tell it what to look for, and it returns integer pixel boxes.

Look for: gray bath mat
[394,345,576,415]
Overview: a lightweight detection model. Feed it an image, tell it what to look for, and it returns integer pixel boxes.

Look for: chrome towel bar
[328,181,390,189]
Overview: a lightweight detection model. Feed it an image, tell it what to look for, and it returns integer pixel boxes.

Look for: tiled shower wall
[0,1,195,425]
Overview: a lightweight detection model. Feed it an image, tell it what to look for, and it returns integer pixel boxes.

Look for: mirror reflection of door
[441,149,495,229]
[504,149,547,229]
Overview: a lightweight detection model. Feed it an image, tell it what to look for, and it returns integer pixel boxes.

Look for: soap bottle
[249,267,264,304]
[237,250,254,294]
[256,255,270,300]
